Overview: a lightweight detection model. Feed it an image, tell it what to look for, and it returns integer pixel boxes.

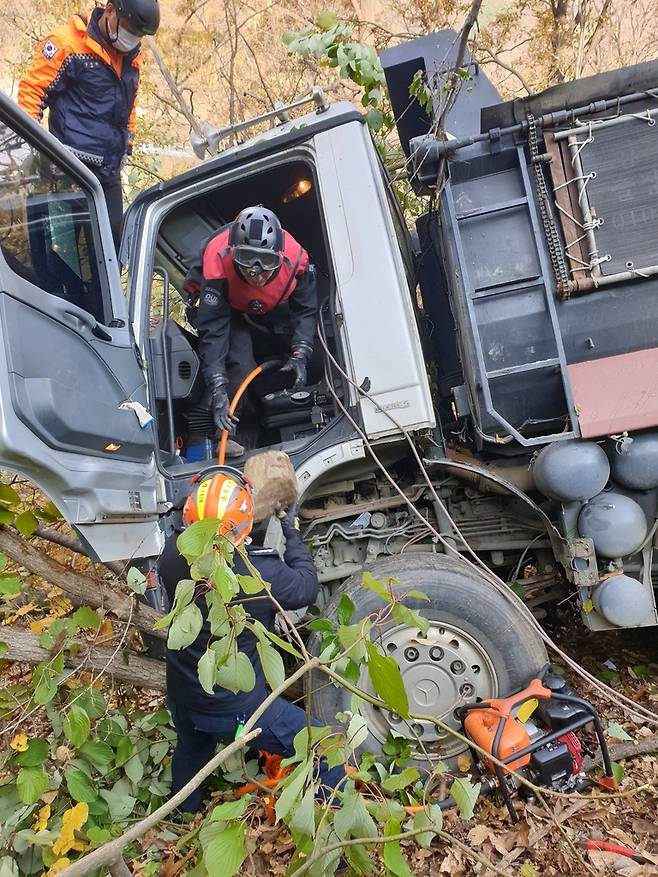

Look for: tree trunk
[0,628,166,691]
[0,527,165,639]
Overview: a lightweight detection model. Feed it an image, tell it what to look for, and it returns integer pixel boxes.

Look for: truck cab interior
[146,158,344,471]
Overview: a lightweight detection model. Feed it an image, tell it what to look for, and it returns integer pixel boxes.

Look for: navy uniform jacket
[161,528,319,716]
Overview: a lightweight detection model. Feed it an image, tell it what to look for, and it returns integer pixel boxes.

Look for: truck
[0,30,657,762]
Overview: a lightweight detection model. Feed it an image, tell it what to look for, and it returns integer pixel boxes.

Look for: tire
[309,554,547,765]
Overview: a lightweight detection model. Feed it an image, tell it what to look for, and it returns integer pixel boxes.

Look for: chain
[528,113,571,299]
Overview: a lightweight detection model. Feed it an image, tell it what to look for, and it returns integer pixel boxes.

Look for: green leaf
[0,641,7,655]
[236,574,265,595]
[412,804,443,847]
[520,865,539,877]
[632,664,653,679]
[79,739,114,770]
[336,593,356,625]
[124,754,144,784]
[0,576,22,596]
[346,714,369,751]
[381,767,419,793]
[190,550,220,581]
[177,519,221,563]
[74,688,107,720]
[403,590,429,602]
[126,567,147,595]
[203,820,247,877]
[383,818,412,877]
[252,620,302,658]
[72,606,101,630]
[15,511,39,538]
[362,571,392,602]
[333,781,378,840]
[167,603,203,650]
[210,797,251,821]
[63,706,91,748]
[198,647,217,695]
[365,641,409,719]
[607,721,632,741]
[316,10,337,29]
[256,640,285,691]
[290,784,316,838]
[66,768,98,803]
[99,787,136,820]
[276,762,312,822]
[366,107,385,131]
[150,741,169,764]
[215,650,256,695]
[15,737,48,768]
[0,483,20,506]
[611,761,625,784]
[0,508,13,525]
[115,736,134,767]
[391,603,429,637]
[449,776,481,820]
[33,673,57,706]
[16,766,48,804]
[337,622,369,662]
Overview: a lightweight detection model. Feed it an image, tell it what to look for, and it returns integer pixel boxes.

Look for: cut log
[244,450,299,523]
[0,627,166,691]
[0,527,165,639]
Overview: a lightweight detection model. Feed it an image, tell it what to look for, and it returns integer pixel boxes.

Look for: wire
[316,318,658,725]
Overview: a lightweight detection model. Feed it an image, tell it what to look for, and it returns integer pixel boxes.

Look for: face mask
[106,18,141,53]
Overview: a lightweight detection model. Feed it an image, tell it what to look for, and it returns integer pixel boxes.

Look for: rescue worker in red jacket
[17,0,160,249]
[184,205,318,455]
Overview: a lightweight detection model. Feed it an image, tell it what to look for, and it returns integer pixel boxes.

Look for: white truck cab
[0,91,434,563]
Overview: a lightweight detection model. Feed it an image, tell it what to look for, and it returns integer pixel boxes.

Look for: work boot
[225,438,245,457]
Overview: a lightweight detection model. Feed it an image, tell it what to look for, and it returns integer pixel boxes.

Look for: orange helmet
[182,466,254,547]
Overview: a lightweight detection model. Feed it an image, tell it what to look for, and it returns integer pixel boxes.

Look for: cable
[316,319,658,725]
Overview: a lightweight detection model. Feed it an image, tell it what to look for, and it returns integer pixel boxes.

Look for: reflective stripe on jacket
[18,8,141,178]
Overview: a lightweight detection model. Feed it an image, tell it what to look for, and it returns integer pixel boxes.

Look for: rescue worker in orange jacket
[183,206,318,455]
[18,0,160,249]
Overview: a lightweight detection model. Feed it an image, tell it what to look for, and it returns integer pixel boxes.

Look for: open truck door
[0,93,163,563]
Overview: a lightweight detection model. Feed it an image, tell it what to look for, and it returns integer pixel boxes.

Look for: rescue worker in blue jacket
[161,466,343,812]
[183,205,318,454]
[18,0,160,249]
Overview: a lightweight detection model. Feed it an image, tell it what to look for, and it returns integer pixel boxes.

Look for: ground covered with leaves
[1,596,657,877]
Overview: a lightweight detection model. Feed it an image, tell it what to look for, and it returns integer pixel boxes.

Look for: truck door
[0,94,163,563]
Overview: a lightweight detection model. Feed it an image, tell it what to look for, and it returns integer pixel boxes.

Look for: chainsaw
[458,668,616,821]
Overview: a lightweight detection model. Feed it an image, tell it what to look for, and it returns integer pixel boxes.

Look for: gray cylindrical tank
[578,491,648,558]
[607,432,658,490]
[592,574,654,627]
[532,440,610,502]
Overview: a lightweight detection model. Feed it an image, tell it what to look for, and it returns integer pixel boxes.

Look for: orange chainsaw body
[463,678,552,774]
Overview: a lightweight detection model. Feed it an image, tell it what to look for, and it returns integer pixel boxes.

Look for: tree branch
[54,658,320,877]
[34,525,125,577]
[145,37,204,137]
[0,628,166,691]
[0,527,165,639]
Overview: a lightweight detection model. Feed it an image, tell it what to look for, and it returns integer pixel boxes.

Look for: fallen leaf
[10,733,29,752]
[45,860,71,877]
[34,803,51,831]
[52,802,89,856]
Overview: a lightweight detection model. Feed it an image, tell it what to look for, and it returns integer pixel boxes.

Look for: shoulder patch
[203,291,220,307]
[42,39,59,60]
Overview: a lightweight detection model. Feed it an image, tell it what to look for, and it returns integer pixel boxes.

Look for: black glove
[279,345,311,389]
[207,372,238,433]
[277,502,300,536]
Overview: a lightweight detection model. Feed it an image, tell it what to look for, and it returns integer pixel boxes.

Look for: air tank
[532,440,610,502]
[606,431,658,490]
[592,574,654,627]
[578,491,647,558]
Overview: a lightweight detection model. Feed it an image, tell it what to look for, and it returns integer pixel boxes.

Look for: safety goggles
[232,245,282,274]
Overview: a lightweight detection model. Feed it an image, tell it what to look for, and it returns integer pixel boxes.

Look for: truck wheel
[309,554,547,763]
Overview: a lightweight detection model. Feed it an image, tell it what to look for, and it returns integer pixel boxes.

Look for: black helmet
[111,0,160,35]
[229,206,283,275]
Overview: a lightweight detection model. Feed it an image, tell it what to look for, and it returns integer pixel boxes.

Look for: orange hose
[217,366,263,464]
